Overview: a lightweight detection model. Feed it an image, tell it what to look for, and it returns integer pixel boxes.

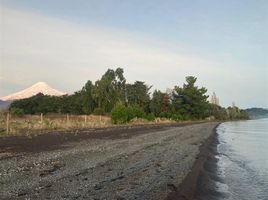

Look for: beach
[0,122,218,200]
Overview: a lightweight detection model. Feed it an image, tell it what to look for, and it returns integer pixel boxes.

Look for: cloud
[1,6,267,108]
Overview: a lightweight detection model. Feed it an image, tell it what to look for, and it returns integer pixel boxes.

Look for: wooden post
[67,114,69,123]
[6,112,10,135]
[84,115,87,123]
[40,113,43,123]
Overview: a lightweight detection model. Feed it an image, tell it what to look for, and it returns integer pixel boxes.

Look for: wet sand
[166,124,220,200]
[193,126,221,200]
[0,122,219,200]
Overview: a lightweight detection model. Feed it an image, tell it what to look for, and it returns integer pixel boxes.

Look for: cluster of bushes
[158,112,191,121]
[111,104,204,125]
[111,102,156,124]
[207,104,249,120]
[9,107,24,117]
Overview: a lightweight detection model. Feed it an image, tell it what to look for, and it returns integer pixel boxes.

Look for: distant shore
[0,122,218,200]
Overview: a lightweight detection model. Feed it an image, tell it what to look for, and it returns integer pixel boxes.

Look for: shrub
[159,112,172,119]
[171,114,183,121]
[182,114,191,121]
[159,112,166,118]
[111,103,147,124]
[10,107,24,117]
[93,108,105,115]
[127,104,145,121]
[146,113,155,121]
[111,102,128,124]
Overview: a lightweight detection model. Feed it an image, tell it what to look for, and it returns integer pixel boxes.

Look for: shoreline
[166,123,221,200]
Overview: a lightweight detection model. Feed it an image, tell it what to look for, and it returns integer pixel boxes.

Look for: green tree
[126,104,145,121]
[149,90,165,116]
[126,81,151,112]
[80,80,95,114]
[172,76,209,119]
[226,106,249,120]
[115,68,127,103]
[207,103,228,120]
[111,102,128,124]
[92,68,126,113]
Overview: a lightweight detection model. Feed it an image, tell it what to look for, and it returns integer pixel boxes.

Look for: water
[214,118,268,200]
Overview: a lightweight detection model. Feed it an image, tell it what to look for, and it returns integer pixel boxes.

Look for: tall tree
[150,90,165,116]
[80,80,95,114]
[115,68,127,104]
[126,81,151,112]
[92,68,126,112]
[172,76,209,119]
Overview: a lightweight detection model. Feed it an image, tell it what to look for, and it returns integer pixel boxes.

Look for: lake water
[214,118,268,200]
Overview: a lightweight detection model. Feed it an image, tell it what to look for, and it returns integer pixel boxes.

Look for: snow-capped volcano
[0,82,66,101]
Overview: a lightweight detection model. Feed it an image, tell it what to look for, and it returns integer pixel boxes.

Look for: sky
[0,0,267,108]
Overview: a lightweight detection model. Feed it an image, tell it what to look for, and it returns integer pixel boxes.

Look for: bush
[111,102,128,124]
[182,114,191,121]
[146,113,155,121]
[93,108,105,115]
[111,103,147,124]
[159,112,172,119]
[159,112,166,118]
[171,114,183,121]
[10,107,24,117]
[127,104,145,121]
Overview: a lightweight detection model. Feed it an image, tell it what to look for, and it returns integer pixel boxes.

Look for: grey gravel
[0,122,218,200]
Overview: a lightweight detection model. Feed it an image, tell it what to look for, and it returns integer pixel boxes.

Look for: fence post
[84,115,87,123]
[40,113,43,123]
[67,114,69,123]
[6,112,10,135]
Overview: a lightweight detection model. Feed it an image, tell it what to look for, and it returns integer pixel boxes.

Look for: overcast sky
[0,0,267,108]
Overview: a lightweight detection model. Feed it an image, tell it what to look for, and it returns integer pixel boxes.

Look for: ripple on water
[196,119,268,200]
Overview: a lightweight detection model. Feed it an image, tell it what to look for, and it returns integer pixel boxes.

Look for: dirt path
[0,122,218,200]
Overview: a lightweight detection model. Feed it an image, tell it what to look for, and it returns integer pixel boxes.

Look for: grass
[0,112,176,136]
[0,113,112,136]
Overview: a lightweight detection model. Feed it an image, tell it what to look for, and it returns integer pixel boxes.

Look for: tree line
[9,68,249,123]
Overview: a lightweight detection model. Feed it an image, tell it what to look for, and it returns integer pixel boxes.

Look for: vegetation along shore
[1,68,248,135]
[0,68,249,199]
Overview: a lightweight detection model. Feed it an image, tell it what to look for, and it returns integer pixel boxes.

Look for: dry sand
[0,122,218,200]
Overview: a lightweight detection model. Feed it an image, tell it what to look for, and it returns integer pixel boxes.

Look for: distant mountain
[0,82,66,101]
[0,100,11,110]
[245,108,268,119]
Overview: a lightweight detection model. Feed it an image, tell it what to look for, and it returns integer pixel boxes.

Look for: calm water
[215,118,268,200]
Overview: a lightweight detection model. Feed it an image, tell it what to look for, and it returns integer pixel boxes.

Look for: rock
[94,184,103,190]
[167,183,177,191]
[116,195,126,200]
